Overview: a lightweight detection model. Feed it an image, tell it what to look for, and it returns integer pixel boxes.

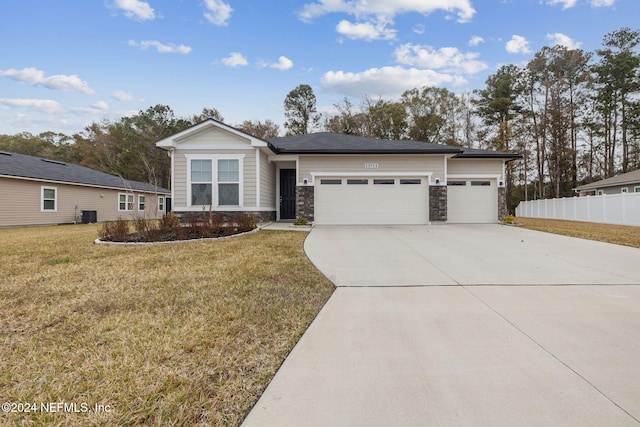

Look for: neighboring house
[156,119,521,225]
[0,151,170,227]
[575,169,640,196]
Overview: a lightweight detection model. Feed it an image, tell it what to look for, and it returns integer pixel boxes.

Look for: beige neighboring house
[0,151,170,227]
[575,169,640,196]
[156,119,521,225]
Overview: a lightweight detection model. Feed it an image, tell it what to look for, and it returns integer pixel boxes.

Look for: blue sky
[0,0,638,136]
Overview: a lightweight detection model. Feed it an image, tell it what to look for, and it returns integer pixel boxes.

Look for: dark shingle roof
[0,151,170,193]
[267,132,521,158]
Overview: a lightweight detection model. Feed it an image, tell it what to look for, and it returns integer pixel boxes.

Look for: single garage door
[447,179,498,223]
[315,176,429,225]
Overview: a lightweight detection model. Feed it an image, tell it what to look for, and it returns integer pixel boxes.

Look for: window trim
[118,192,134,212]
[158,196,165,212]
[217,158,241,206]
[41,186,57,212]
[621,187,629,194]
[597,190,604,196]
[374,179,395,185]
[186,154,245,208]
[138,195,146,211]
[634,186,640,193]
[347,179,369,185]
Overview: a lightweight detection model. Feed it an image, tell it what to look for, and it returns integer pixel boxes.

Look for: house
[155,119,521,225]
[575,169,640,196]
[0,151,170,227]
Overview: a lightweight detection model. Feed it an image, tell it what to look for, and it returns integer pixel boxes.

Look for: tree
[473,65,524,212]
[593,27,640,174]
[192,107,225,123]
[283,84,320,135]
[237,119,280,139]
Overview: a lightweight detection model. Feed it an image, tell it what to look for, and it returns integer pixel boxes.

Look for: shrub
[293,216,308,226]
[99,218,130,242]
[503,215,516,224]
[236,213,257,232]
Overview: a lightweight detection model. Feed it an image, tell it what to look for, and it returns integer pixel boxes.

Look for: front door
[280,169,296,220]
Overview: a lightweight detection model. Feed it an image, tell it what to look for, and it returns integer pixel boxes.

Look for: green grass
[0,224,334,426]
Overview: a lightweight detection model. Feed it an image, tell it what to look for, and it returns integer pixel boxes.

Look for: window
[374,179,394,185]
[635,186,640,193]
[347,179,368,184]
[158,196,165,212]
[447,181,466,186]
[41,186,57,212]
[597,190,604,195]
[191,159,212,206]
[138,195,146,211]
[321,179,341,184]
[471,181,491,186]
[218,159,239,205]
[119,193,134,211]
[400,179,421,185]
[621,187,629,194]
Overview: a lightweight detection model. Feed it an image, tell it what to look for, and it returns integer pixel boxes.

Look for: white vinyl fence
[516,192,640,226]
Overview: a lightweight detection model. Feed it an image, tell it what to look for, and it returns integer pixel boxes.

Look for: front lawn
[517,217,640,249]
[0,225,334,426]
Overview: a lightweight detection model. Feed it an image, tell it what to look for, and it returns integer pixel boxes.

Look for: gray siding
[299,155,445,184]
[260,150,276,209]
[447,158,503,175]
[173,149,256,209]
[0,177,165,227]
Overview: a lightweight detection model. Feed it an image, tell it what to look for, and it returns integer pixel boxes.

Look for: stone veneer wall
[498,187,507,220]
[429,185,447,222]
[178,210,275,224]
[296,186,314,222]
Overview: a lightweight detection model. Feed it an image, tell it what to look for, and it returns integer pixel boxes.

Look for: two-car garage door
[314,176,429,225]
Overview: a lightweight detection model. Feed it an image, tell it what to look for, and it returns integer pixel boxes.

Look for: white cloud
[0,67,95,95]
[321,66,466,98]
[505,35,531,54]
[111,0,155,21]
[394,44,487,74]
[591,0,615,6]
[127,40,192,54]
[0,98,62,113]
[546,32,582,49]
[221,52,249,67]
[468,35,484,46]
[262,56,294,71]
[204,0,232,25]
[112,90,134,101]
[546,0,578,9]
[299,0,476,23]
[336,20,396,41]
[91,101,109,111]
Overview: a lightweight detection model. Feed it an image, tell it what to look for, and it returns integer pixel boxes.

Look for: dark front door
[280,169,296,220]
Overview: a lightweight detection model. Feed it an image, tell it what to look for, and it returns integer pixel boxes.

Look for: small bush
[293,216,309,226]
[99,218,130,241]
[503,215,516,224]
[236,213,257,232]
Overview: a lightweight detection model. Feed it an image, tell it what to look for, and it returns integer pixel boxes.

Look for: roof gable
[156,119,269,150]
[0,151,169,193]
[576,169,640,191]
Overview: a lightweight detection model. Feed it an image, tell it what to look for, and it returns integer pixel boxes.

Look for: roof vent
[41,158,66,166]
[0,151,12,156]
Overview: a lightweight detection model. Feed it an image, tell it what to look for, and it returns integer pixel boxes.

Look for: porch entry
[280,169,296,220]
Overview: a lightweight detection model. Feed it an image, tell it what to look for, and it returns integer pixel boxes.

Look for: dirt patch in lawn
[517,217,640,249]
[0,224,334,426]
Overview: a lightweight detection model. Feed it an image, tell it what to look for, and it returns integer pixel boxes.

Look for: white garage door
[447,179,498,223]
[315,176,429,225]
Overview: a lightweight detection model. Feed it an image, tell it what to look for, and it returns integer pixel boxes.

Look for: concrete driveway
[243,225,640,426]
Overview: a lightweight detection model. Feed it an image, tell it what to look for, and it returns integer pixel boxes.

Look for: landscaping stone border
[94,227,260,247]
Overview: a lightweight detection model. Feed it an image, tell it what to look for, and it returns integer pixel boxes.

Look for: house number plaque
[364,163,379,169]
